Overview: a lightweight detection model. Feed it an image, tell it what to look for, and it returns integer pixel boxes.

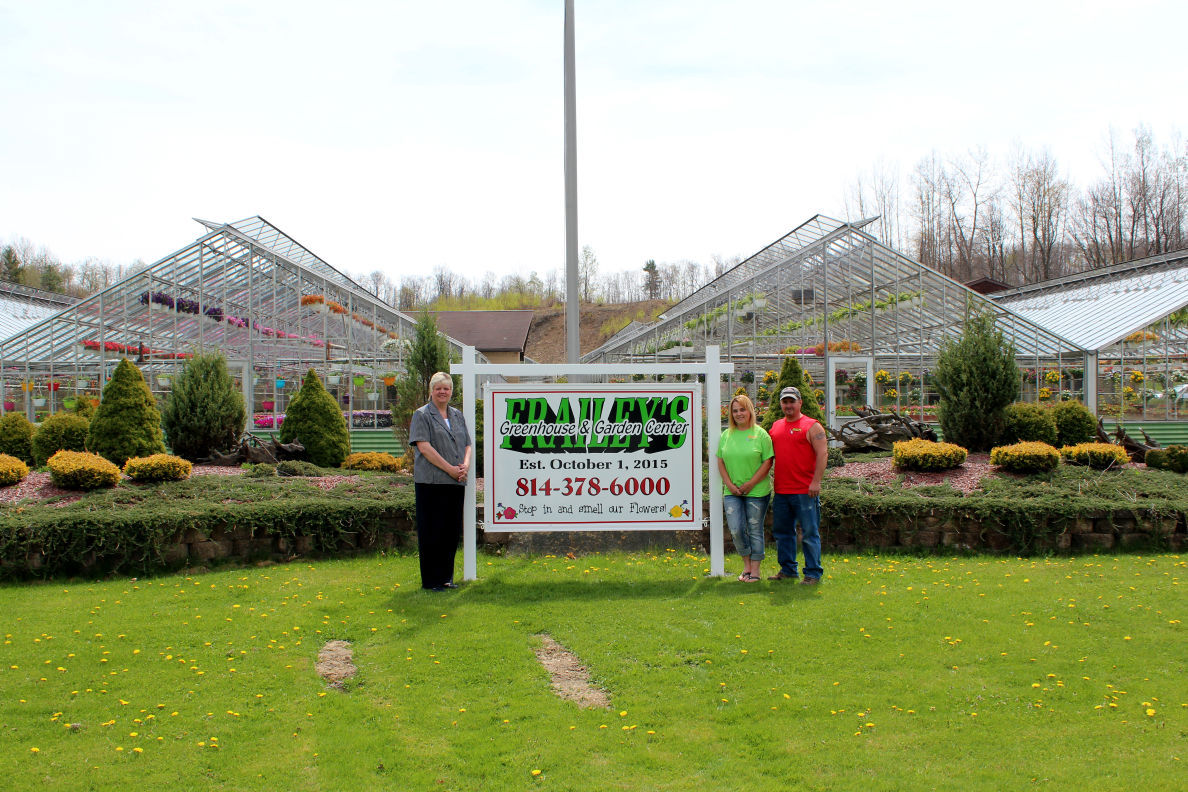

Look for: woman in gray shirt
[408,371,471,590]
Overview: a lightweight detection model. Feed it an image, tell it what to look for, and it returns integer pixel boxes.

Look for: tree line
[5,123,1183,307]
[844,125,1186,285]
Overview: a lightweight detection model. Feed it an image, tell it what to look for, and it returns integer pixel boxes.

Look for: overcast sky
[1,0,1184,284]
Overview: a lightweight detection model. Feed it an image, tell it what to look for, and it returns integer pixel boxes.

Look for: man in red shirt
[767,386,829,584]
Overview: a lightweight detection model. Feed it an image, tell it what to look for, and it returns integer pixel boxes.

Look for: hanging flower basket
[2,401,13,412]
[32,397,46,407]
[76,378,89,389]
[382,375,396,386]
[327,375,341,385]
[89,398,100,407]
[752,296,767,310]
[262,400,275,411]
[366,391,379,401]
[275,379,286,389]
[352,375,366,387]
[21,381,33,392]
[157,376,170,388]
[62,397,78,410]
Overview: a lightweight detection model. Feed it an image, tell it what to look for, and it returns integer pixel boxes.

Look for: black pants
[414,483,464,588]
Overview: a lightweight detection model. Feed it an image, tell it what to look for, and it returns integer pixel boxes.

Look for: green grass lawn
[2,550,1185,790]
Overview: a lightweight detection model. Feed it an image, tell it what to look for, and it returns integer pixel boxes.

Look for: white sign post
[452,346,731,580]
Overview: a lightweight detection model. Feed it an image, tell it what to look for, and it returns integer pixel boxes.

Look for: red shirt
[769,415,821,494]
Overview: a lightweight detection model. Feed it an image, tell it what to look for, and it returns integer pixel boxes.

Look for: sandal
[742,573,760,582]
[737,572,750,581]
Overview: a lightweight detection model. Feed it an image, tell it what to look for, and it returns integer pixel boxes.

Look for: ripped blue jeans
[723,494,770,559]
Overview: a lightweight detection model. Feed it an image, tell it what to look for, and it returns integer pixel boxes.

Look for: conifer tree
[933,310,1020,451]
[86,358,166,466]
[161,352,246,460]
[393,312,458,437]
[279,370,350,467]
[760,355,824,431]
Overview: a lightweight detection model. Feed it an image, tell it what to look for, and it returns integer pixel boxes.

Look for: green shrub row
[892,438,968,471]
[1001,401,1096,447]
[989,441,1061,473]
[1145,445,1188,474]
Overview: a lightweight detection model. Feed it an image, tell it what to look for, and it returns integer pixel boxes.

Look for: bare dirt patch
[533,634,610,709]
[316,640,358,689]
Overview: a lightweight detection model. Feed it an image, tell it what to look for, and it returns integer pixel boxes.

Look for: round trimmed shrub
[276,460,323,477]
[990,441,1060,473]
[278,370,350,468]
[1001,402,1058,446]
[31,412,90,467]
[0,453,30,486]
[342,451,402,472]
[0,412,35,464]
[123,453,192,483]
[892,438,968,471]
[47,450,121,490]
[87,358,166,466]
[1059,442,1130,470]
[1050,400,1097,446]
[1142,444,1188,474]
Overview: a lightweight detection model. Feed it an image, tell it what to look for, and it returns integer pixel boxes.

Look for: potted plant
[158,375,171,388]
[262,400,275,411]
[352,375,366,387]
[32,394,46,407]
[2,401,13,412]
[275,378,286,389]
[62,397,78,410]
[327,374,341,385]
[382,373,397,386]
[76,378,89,388]
[366,391,379,401]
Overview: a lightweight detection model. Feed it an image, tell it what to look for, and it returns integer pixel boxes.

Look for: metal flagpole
[563,0,580,364]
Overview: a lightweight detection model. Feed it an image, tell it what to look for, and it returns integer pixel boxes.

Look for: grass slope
[2,551,1185,790]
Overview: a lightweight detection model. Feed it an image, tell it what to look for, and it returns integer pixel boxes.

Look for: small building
[433,310,533,365]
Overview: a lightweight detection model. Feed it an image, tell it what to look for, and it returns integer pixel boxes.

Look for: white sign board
[484,384,702,532]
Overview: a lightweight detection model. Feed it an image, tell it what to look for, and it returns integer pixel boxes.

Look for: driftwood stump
[203,435,306,465]
[1095,417,1160,463]
[827,406,938,452]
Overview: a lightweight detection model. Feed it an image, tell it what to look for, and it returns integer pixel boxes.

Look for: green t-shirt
[715,426,774,497]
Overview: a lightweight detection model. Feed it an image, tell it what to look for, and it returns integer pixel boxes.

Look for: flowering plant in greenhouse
[883,388,898,400]
[898,371,914,386]
[1038,387,1053,401]
[1129,371,1144,384]
[875,369,892,385]
[1122,386,1137,400]
[300,294,326,307]
[763,370,777,384]
[852,370,867,386]
[1044,370,1062,384]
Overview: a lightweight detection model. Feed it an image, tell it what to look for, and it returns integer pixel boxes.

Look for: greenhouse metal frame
[583,215,1090,427]
[0,216,474,430]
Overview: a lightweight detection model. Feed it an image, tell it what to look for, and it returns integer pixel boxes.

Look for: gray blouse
[408,402,471,485]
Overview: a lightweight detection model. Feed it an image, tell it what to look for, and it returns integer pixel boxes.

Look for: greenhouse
[0,216,472,433]
[583,215,1092,428]
[992,248,1188,422]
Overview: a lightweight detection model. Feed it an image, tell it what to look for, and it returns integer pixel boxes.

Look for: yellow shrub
[0,453,29,486]
[123,453,192,483]
[990,442,1060,473]
[1060,442,1130,470]
[342,451,402,472]
[892,438,968,471]
[48,450,121,490]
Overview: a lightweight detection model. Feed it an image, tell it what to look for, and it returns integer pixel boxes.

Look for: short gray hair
[429,371,453,391]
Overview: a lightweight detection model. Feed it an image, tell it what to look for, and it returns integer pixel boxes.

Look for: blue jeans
[771,493,823,579]
[723,494,769,559]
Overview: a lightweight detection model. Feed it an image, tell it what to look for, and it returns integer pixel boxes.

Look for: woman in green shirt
[716,394,774,581]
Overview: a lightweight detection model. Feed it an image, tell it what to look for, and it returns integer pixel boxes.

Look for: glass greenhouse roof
[992,249,1188,353]
[585,215,1084,364]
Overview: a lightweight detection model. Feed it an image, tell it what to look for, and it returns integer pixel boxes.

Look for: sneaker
[767,571,799,581]
[800,577,820,585]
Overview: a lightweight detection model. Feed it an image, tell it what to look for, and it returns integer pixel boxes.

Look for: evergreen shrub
[123,454,192,483]
[278,371,351,467]
[0,413,35,463]
[760,355,823,431]
[990,441,1061,473]
[48,450,121,490]
[1059,442,1129,470]
[0,453,29,486]
[1001,402,1058,446]
[892,438,968,471]
[826,447,845,468]
[342,451,402,472]
[161,352,246,461]
[1050,400,1097,446]
[933,311,1020,451]
[87,358,166,466]
[31,412,90,466]
[277,460,323,477]
[1144,445,1188,474]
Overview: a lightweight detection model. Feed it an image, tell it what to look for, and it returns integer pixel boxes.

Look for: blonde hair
[429,371,453,391]
[727,394,757,430]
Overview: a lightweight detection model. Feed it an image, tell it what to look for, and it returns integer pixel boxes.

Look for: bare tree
[578,245,598,302]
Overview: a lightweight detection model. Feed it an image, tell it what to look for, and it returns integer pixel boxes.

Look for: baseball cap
[779,386,801,401]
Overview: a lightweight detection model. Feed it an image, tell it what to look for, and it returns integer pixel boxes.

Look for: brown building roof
[964,277,1011,295]
[432,310,533,357]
